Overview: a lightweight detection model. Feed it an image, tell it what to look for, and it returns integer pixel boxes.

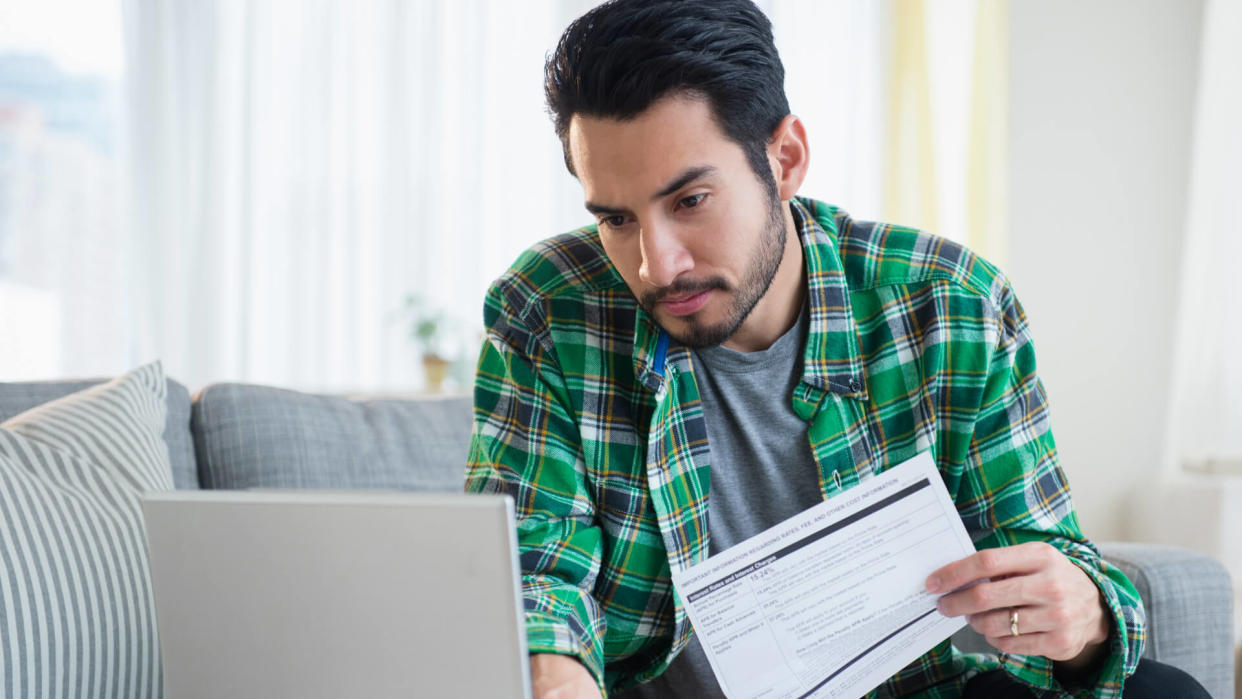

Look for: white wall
[1006,0,1204,540]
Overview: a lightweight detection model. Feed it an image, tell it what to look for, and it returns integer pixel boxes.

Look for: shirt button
[850,378,863,392]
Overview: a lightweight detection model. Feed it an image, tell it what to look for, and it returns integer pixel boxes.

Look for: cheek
[600,235,646,289]
[708,199,756,245]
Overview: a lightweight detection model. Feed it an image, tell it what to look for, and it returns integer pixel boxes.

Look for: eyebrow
[584,165,718,216]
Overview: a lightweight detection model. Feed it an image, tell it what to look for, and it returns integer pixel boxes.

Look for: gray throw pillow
[0,362,174,699]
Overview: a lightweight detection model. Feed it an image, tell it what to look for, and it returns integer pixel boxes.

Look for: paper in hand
[671,451,976,698]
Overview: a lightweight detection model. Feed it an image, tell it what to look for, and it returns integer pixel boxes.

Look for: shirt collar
[790,197,867,399]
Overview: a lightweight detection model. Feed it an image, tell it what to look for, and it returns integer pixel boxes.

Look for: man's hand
[926,542,1111,667]
[531,653,603,699]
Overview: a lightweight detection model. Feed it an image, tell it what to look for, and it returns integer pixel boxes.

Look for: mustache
[641,277,730,308]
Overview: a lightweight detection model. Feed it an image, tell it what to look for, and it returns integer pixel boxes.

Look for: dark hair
[544,0,789,189]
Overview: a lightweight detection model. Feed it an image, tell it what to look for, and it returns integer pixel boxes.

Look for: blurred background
[1,0,1239,644]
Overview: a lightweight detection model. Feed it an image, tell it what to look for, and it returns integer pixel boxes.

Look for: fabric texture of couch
[0,374,1233,698]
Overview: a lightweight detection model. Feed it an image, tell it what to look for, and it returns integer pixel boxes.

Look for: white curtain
[122,0,597,393]
[1164,0,1242,473]
[120,0,898,393]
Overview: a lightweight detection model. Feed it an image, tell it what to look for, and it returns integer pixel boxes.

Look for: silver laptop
[141,491,532,699]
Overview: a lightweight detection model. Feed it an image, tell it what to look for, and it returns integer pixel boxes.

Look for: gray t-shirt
[618,304,822,697]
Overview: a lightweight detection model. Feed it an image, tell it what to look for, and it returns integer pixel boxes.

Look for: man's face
[567,94,787,349]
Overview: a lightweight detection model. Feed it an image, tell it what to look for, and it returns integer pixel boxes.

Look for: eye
[677,193,707,210]
[599,215,629,229]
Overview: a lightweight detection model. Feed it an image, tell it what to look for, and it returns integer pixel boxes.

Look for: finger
[967,605,1052,639]
[926,542,1054,593]
[985,627,1089,662]
[936,575,1030,618]
[984,630,1055,657]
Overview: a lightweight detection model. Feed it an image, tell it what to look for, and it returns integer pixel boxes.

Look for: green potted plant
[400,294,452,393]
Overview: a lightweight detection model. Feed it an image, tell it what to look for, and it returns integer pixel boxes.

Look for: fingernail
[926,576,941,593]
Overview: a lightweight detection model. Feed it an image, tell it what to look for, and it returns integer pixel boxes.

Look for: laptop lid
[141,491,532,699]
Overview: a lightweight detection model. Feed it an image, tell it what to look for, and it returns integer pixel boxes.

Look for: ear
[766,115,809,202]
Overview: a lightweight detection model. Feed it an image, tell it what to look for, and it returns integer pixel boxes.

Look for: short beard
[640,188,788,349]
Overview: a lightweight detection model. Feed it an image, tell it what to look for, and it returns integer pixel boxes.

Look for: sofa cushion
[1097,542,1234,699]
[192,384,473,492]
[0,376,198,489]
[0,361,174,699]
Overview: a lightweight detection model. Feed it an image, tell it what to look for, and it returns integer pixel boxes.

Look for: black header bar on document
[686,478,932,604]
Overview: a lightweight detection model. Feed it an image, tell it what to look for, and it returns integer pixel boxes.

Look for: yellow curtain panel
[885,0,1009,267]
[885,0,940,235]
[966,0,1009,266]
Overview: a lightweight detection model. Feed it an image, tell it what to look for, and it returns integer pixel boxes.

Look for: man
[466,1,1207,697]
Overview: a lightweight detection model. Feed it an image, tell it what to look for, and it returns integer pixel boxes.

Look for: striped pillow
[0,362,174,699]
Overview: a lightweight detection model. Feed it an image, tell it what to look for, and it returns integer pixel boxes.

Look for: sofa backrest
[0,377,199,489]
[191,383,473,492]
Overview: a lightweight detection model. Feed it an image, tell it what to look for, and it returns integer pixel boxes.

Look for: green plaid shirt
[466,197,1144,698]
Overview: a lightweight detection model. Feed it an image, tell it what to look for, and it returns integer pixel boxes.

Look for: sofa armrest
[1097,542,1234,699]
[949,542,1234,699]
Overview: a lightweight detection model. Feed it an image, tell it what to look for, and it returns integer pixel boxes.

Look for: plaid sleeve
[464,295,609,691]
[956,278,1145,698]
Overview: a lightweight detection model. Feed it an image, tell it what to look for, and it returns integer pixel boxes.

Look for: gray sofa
[0,377,1234,698]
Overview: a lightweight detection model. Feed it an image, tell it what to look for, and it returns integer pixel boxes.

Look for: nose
[637,219,694,288]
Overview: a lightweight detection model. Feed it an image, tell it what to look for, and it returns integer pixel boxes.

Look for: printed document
[671,451,976,698]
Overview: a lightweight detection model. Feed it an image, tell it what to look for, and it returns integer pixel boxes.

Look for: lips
[659,290,712,316]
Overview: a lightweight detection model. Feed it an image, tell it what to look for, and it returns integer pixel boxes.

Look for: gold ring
[1009,608,1020,637]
